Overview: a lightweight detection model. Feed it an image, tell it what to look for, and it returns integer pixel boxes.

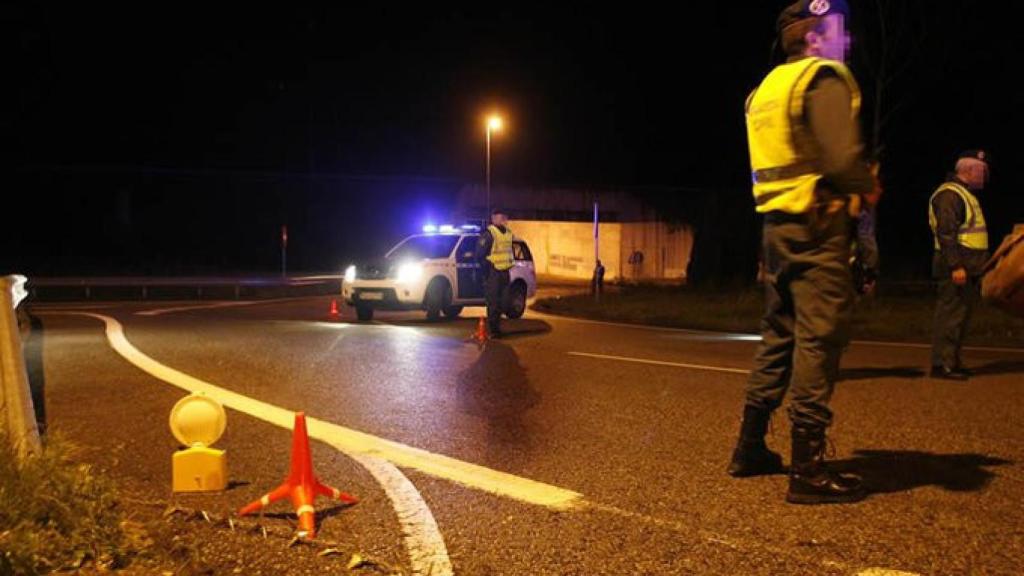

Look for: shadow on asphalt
[971,360,1024,376]
[456,340,541,450]
[838,366,925,381]
[382,316,553,340]
[260,502,356,524]
[834,450,1013,493]
[492,319,552,340]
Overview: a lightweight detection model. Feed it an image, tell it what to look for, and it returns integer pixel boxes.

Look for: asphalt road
[25,295,1024,575]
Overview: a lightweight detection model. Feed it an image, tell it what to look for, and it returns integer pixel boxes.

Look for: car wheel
[505,282,527,319]
[356,305,374,322]
[443,305,463,318]
[425,278,451,321]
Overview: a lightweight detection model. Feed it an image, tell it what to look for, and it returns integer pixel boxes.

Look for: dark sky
[5,3,1023,276]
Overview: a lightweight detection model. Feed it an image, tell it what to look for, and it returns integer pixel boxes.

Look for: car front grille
[358,265,391,280]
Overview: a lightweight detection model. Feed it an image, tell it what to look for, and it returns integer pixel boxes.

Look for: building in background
[453,186,693,283]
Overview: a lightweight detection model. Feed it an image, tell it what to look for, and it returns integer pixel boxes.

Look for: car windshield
[387,235,460,260]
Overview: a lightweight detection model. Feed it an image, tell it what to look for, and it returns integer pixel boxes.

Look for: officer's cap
[777,0,850,33]
[957,149,989,164]
[490,207,508,216]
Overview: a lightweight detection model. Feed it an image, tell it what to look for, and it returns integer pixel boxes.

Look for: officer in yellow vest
[475,207,515,337]
[929,150,991,380]
[728,0,876,505]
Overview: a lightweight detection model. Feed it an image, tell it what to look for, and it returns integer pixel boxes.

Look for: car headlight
[344,265,356,283]
[396,262,423,284]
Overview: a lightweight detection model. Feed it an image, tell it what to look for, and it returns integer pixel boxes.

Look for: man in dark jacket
[729,0,878,505]
[929,150,991,380]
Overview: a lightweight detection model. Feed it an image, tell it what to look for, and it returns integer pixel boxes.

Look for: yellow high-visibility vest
[486,225,515,271]
[745,57,861,214]
[929,182,989,250]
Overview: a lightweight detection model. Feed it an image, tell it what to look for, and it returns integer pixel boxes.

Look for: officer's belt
[752,161,817,185]
[763,211,809,225]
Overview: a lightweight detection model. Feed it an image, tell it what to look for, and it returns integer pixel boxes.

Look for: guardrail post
[1,275,42,458]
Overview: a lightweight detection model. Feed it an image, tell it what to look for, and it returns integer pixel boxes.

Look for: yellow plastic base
[172,446,227,492]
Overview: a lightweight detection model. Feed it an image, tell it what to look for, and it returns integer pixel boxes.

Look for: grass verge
[533,285,1024,348]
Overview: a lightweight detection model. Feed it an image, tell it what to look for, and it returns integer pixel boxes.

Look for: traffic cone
[238,412,356,539]
[471,316,489,345]
[329,299,340,317]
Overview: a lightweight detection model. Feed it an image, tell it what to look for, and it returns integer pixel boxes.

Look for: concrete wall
[512,221,623,280]
[511,220,693,282]
[620,222,694,283]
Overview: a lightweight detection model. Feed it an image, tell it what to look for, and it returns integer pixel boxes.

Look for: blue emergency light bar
[422,223,480,234]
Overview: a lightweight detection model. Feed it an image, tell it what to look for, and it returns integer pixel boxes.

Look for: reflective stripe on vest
[745,57,861,214]
[928,182,989,250]
[487,225,515,271]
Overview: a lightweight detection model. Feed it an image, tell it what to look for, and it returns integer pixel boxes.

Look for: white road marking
[351,452,453,575]
[44,310,933,576]
[61,312,455,576]
[533,310,1024,354]
[136,298,302,316]
[568,351,751,375]
[847,339,1024,354]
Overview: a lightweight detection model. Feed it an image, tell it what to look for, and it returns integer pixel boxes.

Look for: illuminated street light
[486,114,504,216]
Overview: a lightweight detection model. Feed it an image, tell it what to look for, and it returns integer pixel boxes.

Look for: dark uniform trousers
[931,259,980,370]
[485,267,510,331]
[746,209,854,428]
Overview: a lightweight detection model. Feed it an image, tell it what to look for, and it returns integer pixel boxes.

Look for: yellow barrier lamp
[169,393,228,492]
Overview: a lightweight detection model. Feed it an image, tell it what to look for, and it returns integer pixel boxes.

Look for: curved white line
[59,312,452,576]
[136,297,299,317]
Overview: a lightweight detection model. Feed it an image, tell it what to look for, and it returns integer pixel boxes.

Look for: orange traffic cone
[471,316,489,345]
[329,299,340,317]
[238,412,356,539]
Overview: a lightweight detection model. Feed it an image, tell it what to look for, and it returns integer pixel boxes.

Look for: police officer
[728,0,876,505]
[929,150,990,380]
[475,207,515,337]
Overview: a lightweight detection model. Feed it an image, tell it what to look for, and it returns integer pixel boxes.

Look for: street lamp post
[485,115,503,216]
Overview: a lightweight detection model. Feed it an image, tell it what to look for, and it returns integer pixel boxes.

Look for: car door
[455,235,484,300]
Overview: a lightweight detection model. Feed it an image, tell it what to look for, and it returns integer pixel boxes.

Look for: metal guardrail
[1,275,41,458]
[27,275,343,302]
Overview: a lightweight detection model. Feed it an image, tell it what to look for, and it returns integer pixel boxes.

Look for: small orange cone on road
[470,316,489,345]
[329,299,340,317]
[237,412,356,539]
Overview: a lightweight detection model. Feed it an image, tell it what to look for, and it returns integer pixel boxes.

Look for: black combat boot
[786,425,865,504]
[727,405,785,477]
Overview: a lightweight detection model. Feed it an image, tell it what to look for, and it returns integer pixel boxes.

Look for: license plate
[359,291,383,301]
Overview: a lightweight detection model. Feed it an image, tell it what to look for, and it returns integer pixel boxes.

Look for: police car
[342,224,537,322]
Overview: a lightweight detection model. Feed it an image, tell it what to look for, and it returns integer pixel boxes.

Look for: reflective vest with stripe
[487,225,515,271]
[929,182,989,250]
[745,57,861,214]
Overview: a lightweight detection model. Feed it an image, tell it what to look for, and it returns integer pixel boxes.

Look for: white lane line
[60,312,583,509]
[49,312,928,576]
[350,453,452,575]
[848,339,1024,354]
[568,351,751,375]
[58,312,453,576]
[135,297,305,316]
[533,310,1024,354]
